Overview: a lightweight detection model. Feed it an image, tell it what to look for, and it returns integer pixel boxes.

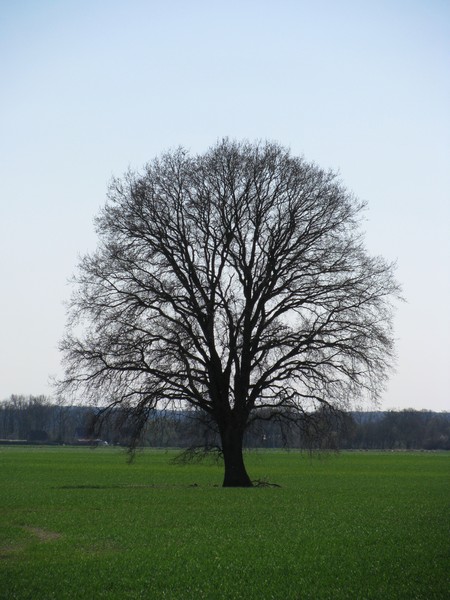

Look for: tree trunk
[220,422,253,487]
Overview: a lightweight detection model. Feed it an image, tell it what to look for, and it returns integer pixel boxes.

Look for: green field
[0,447,448,599]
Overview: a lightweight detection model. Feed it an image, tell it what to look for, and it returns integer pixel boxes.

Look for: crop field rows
[0,448,448,599]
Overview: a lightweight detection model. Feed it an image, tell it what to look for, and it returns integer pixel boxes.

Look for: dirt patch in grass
[0,528,62,559]
[23,526,62,542]
[0,544,22,559]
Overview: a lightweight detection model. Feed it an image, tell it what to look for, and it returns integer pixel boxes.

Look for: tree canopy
[60,140,400,486]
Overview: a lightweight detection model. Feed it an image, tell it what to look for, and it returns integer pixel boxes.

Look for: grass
[0,447,448,599]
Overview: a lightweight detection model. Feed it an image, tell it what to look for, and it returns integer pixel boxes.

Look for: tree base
[222,466,253,487]
[222,479,253,488]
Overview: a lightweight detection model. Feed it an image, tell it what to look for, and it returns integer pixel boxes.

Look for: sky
[1,0,449,411]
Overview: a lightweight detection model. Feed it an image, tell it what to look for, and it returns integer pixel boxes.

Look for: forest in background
[0,395,449,451]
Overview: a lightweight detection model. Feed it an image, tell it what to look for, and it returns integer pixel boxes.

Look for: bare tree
[59,140,400,486]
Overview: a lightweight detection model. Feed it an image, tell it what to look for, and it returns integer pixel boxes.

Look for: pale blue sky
[1,0,449,410]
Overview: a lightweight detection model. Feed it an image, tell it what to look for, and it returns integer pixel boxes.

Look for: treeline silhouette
[0,395,449,450]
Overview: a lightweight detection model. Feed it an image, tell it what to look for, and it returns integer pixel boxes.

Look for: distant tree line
[0,395,449,450]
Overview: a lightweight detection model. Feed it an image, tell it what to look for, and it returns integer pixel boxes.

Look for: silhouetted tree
[59,140,400,486]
